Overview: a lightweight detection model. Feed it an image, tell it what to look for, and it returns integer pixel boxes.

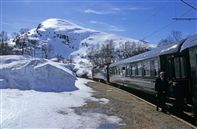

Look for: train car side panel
[189,46,197,115]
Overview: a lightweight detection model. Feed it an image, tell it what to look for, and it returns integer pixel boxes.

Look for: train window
[180,57,187,78]
[126,65,131,77]
[174,57,181,79]
[116,68,119,75]
[144,61,150,76]
[174,56,188,79]
[155,60,159,76]
[165,56,175,79]
[150,59,159,77]
[131,65,136,76]
[120,66,126,77]
[130,65,133,76]
[135,64,138,76]
[117,68,119,75]
[113,67,115,75]
[110,68,113,75]
[138,63,143,76]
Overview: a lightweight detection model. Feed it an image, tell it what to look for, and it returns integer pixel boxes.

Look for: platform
[84,81,195,129]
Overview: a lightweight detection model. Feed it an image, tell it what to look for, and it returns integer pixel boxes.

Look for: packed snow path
[0,78,122,128]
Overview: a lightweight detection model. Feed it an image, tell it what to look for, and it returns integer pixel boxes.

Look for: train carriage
[92,34,197,118]
[108,34,197,117]
[180,35,197,116]
[109,40,185,95]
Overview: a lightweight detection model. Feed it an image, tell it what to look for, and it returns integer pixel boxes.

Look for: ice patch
[90,97,110,104]
[99,98,110,104]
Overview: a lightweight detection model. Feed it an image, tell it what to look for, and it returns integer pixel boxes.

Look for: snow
[0,56,122,128]
[24,18,98,59]
[71,52,93,78]
[0,78,122,128]
[181,34,197,51]
[92,66,107,81]
[99,98,110,104]
[7,38,16,46]
[0,55,77,92]
[41,18,96,33]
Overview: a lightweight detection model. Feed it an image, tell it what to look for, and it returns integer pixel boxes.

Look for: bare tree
[0,43,13,55]
[19,28,29,34]
[15,33,28,55]
[158,31,183,47]
[0,31,13,55]
[88,39,149,67]
[88,40,115,67]
[28,39,38,57]
[41,43,54,59]
[114,41,149,61]
[0,31,8,42]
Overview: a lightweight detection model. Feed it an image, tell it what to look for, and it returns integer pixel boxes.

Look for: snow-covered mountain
[20,18,98,58]
[16,18,150,77]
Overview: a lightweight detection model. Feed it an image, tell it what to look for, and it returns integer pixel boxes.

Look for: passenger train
[92,34,197,118]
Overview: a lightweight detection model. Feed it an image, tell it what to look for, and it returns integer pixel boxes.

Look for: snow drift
[0,55,77,92]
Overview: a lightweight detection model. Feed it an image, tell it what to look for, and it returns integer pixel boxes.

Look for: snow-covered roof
[109,41,183,67]
[181,34,197,51]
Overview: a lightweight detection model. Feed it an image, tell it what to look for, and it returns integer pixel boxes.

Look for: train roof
[109,40,183,68]
[181,34,197,51]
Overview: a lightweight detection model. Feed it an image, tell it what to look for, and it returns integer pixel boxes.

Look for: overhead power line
[141,8,193,41]
[174,1,197,20]
[172,18,197,20]
[180,0,197,11]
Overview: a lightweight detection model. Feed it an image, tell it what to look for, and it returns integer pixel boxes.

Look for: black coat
[155,77,169,95]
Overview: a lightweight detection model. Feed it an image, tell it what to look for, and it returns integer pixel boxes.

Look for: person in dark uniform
[155,71,169,112]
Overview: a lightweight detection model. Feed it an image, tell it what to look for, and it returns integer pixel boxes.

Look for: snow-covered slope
[0,55,77,92]
[16,18,149,77]
[23,18,98,58]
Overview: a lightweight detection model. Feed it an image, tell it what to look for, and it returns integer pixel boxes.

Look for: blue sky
[1,0,197,44]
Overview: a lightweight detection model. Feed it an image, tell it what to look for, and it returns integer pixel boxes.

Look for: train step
[166,97,176,103]
[183,111,195,118]
[165,97,193,112]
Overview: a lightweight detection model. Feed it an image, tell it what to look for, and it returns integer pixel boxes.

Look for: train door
[173,53,192,112]
[160,55,175,79]
[189,46,197,115]
[160,54,190,98]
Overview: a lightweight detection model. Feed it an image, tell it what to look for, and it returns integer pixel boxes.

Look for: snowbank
[0,55,77,92]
